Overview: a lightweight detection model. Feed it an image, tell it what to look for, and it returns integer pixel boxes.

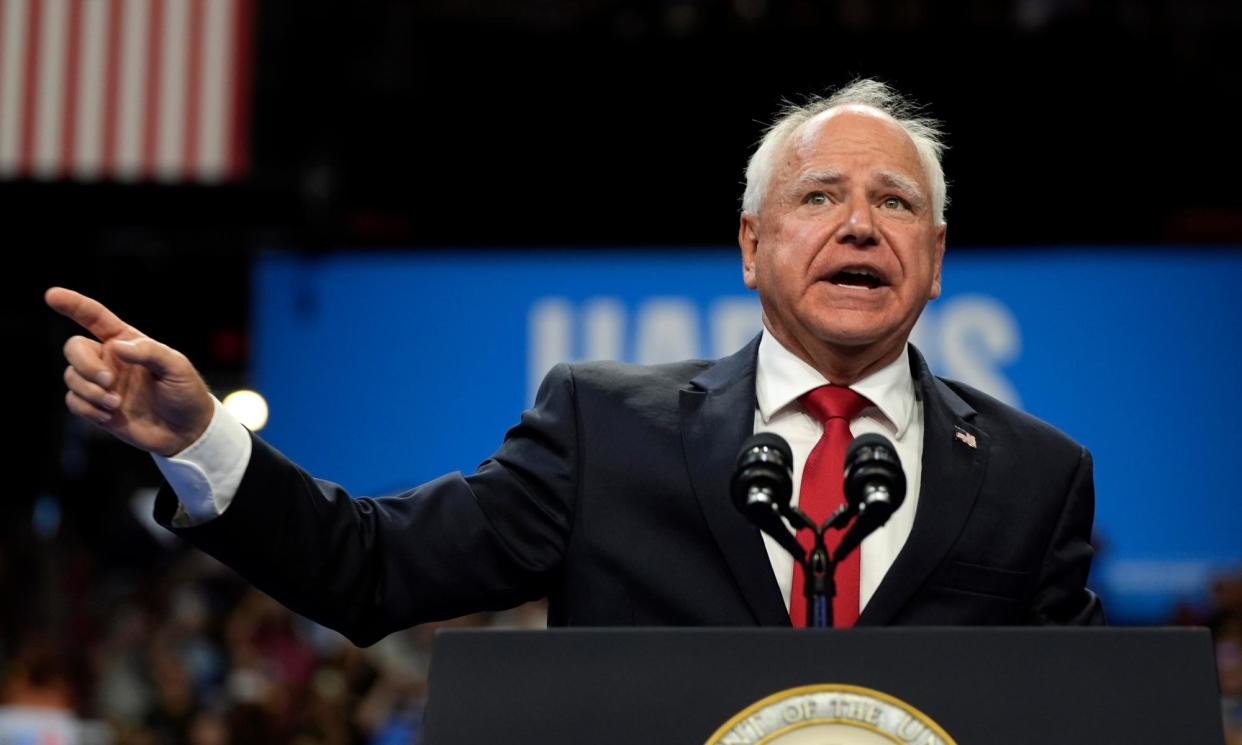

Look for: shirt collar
[754,329,915,438]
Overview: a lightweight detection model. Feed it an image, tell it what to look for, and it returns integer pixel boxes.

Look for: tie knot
[800,385,870,424]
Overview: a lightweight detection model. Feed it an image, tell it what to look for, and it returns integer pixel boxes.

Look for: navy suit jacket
[156,337,1103,646]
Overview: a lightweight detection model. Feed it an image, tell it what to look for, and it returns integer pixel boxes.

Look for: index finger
[44,287,138,342]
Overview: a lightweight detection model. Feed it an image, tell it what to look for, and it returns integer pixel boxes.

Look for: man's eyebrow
[793,169,846,188]
[875,170,926,202]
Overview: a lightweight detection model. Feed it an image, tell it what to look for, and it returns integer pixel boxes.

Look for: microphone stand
[736,432,904,629]
[782,504,856,628]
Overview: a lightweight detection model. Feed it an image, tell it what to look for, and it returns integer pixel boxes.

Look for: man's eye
[881,196,908,210]
[806,192,829,205]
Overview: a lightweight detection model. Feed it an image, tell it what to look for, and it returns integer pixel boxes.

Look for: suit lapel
[857,345,991,625]
[680,336,791,626]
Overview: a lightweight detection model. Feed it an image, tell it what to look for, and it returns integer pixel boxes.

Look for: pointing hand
[46,287,215,457]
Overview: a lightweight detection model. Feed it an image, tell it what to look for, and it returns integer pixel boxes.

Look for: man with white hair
[48,79,1103,643]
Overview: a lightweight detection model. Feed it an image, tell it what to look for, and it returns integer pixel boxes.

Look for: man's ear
[929,222,947,300]
[739,213,760,290]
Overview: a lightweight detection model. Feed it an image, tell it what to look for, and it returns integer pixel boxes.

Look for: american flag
[0,0,254,183]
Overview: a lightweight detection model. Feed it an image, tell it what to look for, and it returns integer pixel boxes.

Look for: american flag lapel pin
[954,427,977,449]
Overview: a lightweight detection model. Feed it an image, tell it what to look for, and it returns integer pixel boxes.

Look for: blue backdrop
[252,248,1242,622]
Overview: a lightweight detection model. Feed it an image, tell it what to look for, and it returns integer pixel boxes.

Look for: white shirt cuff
[153,397,253,526]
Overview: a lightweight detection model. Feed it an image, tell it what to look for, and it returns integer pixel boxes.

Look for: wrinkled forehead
[785,105,926,183]
[794,104,908,151]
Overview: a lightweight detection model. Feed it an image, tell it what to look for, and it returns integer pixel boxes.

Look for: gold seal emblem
[704,684,957,745]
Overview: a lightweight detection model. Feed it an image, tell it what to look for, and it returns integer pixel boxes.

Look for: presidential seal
[704,684,957,745]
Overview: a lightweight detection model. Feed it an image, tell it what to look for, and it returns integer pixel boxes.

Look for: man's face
[740,108,946,367]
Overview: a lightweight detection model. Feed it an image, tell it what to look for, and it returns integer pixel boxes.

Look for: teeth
[828,267,884,289]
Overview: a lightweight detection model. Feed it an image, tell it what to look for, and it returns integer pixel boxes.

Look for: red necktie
[790,385,870,628]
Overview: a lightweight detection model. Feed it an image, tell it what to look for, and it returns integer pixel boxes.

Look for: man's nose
[834,199,878,247]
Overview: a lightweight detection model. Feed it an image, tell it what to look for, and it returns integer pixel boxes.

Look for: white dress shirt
[156,333,923,616]
[153,397,251,526]
[753,331,923,614]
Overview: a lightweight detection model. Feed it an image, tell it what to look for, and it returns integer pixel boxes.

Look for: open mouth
[828,268,887,290]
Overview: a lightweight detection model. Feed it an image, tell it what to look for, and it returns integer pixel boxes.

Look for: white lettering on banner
[527,298,572,404]
[526,296,759,404]
[635,298,700,365]
[528,294,1023,409]
[711,297,766,361]
[583,298,625,362]
[926,295,1023,408]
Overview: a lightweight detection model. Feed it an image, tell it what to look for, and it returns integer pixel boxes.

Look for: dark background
[8,0,1242,630]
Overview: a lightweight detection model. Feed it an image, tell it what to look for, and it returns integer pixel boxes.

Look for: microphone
[834,433,907,562]
[731,433,803,558]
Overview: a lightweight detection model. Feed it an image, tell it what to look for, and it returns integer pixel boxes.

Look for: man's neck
[763,321,906,387]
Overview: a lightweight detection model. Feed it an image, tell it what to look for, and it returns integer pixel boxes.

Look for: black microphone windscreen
[834,432,908,563]
[846,432,900,467]
[731,432,795,517]
[736,431,794,468]
[731,431,802,558]
[844,432,906,511]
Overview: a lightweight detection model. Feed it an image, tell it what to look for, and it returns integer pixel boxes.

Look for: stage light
[223,389,269,431]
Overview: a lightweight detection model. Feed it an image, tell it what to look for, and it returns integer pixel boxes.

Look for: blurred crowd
[0,527,544,745]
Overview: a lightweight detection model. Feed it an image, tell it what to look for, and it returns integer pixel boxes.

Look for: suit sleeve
[1028,446,1106,625]
[153,363,581,646]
